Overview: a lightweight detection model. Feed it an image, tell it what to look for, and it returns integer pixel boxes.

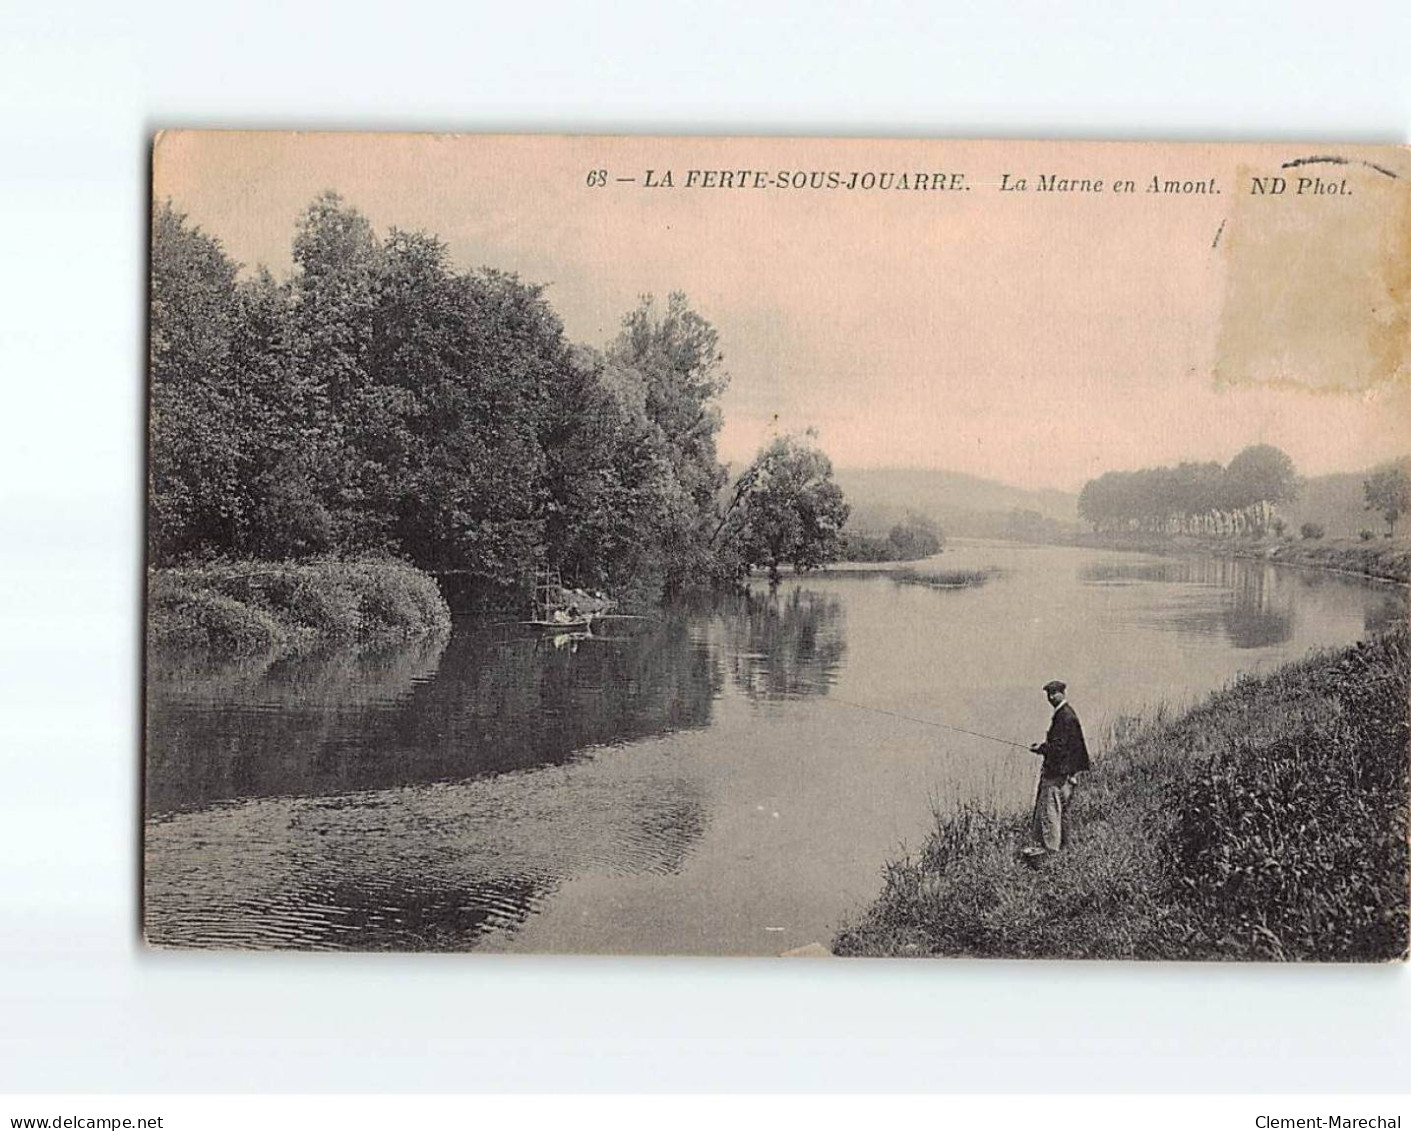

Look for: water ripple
[145,762,708,951]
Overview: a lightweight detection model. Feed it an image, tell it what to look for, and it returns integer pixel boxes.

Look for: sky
[154,132,1411,492]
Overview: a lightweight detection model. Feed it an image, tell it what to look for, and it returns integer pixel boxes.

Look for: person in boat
[549,602,583,626]
[1026,680,1091,857]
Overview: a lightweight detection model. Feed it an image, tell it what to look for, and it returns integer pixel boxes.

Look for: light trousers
[1033,774,1076,852]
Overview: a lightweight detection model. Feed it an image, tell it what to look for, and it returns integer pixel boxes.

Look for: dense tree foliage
[604,293,732,591]
[840,512,944,562]
[149,197,792,603]
[719,433,850,584]
[1078,446,1299,536]
[149,203,248,558]
[1363,460,1411,537]
[884,512,943,560]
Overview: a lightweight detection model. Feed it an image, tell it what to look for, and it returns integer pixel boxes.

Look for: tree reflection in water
[146,613,723,814]
[1078,556,1296,649]
[724,586,847,700]
[1221,563,1296,648]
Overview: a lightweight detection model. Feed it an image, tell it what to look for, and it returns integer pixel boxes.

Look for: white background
[1,0,1408,1095]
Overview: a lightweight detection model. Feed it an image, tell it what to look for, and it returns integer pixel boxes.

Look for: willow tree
[724,432,850,584]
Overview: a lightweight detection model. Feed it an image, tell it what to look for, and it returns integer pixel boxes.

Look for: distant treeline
[150,194,847,605]
[1077,445,1300,536]
[949,507,1075,543]
[840,512,943,561]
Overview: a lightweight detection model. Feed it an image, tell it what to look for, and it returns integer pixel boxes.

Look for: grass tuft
[894,566,999,590]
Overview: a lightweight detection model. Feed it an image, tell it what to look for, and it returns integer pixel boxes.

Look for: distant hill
[1281,471,1382,539]
[834,467,1080,537]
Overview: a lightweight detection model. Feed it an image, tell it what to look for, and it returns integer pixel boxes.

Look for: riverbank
[1068,531,1411,584]
[834,626,1409,961]
[147,557,452,656]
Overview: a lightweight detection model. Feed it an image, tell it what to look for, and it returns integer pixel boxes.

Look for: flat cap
[1042,680,1067,694]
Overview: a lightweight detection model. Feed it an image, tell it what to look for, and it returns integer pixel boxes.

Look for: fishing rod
[822,694,1033,750]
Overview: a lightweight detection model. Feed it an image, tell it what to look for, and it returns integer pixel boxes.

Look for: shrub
[838,515,945,563]
[1360,529,1376,542]
[147,578,286,655]
[286,576,363,638]
[1300,522,1325,540]
[398,565,455,637]
[353,561,446,640]
[147,557,450,657]
[839,532,895,562]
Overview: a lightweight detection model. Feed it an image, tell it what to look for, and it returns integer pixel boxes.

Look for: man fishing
[1025,679,1090,859]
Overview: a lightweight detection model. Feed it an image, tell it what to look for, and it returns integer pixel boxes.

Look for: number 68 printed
[585,169,608,187]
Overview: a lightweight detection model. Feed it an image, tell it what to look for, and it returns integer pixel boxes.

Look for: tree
[231,266,332,558]
[287,192,389,549]
[148,195,754,603]
[1077,448,1299,538]
[149,202,247,561]
[1077,473,1118,532]
[1173,462,1225,534]
[887,512,944,558]
[1364,461,1411,537]
[607,293,730,592]
[537,345,679,599]
[1005,507,1062,542]
[375,248,558,583]
[726,433,850,584]
[1224,444,1299,535]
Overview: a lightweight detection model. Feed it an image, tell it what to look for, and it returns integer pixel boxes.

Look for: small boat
[522,568,614,632]
[529,615,596,631]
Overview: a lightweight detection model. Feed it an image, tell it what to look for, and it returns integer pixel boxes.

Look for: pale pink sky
[154,133,1411,492]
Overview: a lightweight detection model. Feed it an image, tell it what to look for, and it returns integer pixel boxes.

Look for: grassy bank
[1260,537,1411,584]
[148,557,452,657]
[834,626,1409,961]
[1071,531,1411,584]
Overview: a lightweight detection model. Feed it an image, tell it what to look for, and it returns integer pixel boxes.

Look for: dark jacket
[1037,702,1090,777]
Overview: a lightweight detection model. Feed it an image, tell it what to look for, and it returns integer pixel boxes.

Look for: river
[144,541,1405,953]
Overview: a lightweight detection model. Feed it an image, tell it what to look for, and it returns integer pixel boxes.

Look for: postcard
[145,133,1409,958]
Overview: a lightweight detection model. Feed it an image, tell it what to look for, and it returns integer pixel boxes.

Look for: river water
[144,542,1405,953]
